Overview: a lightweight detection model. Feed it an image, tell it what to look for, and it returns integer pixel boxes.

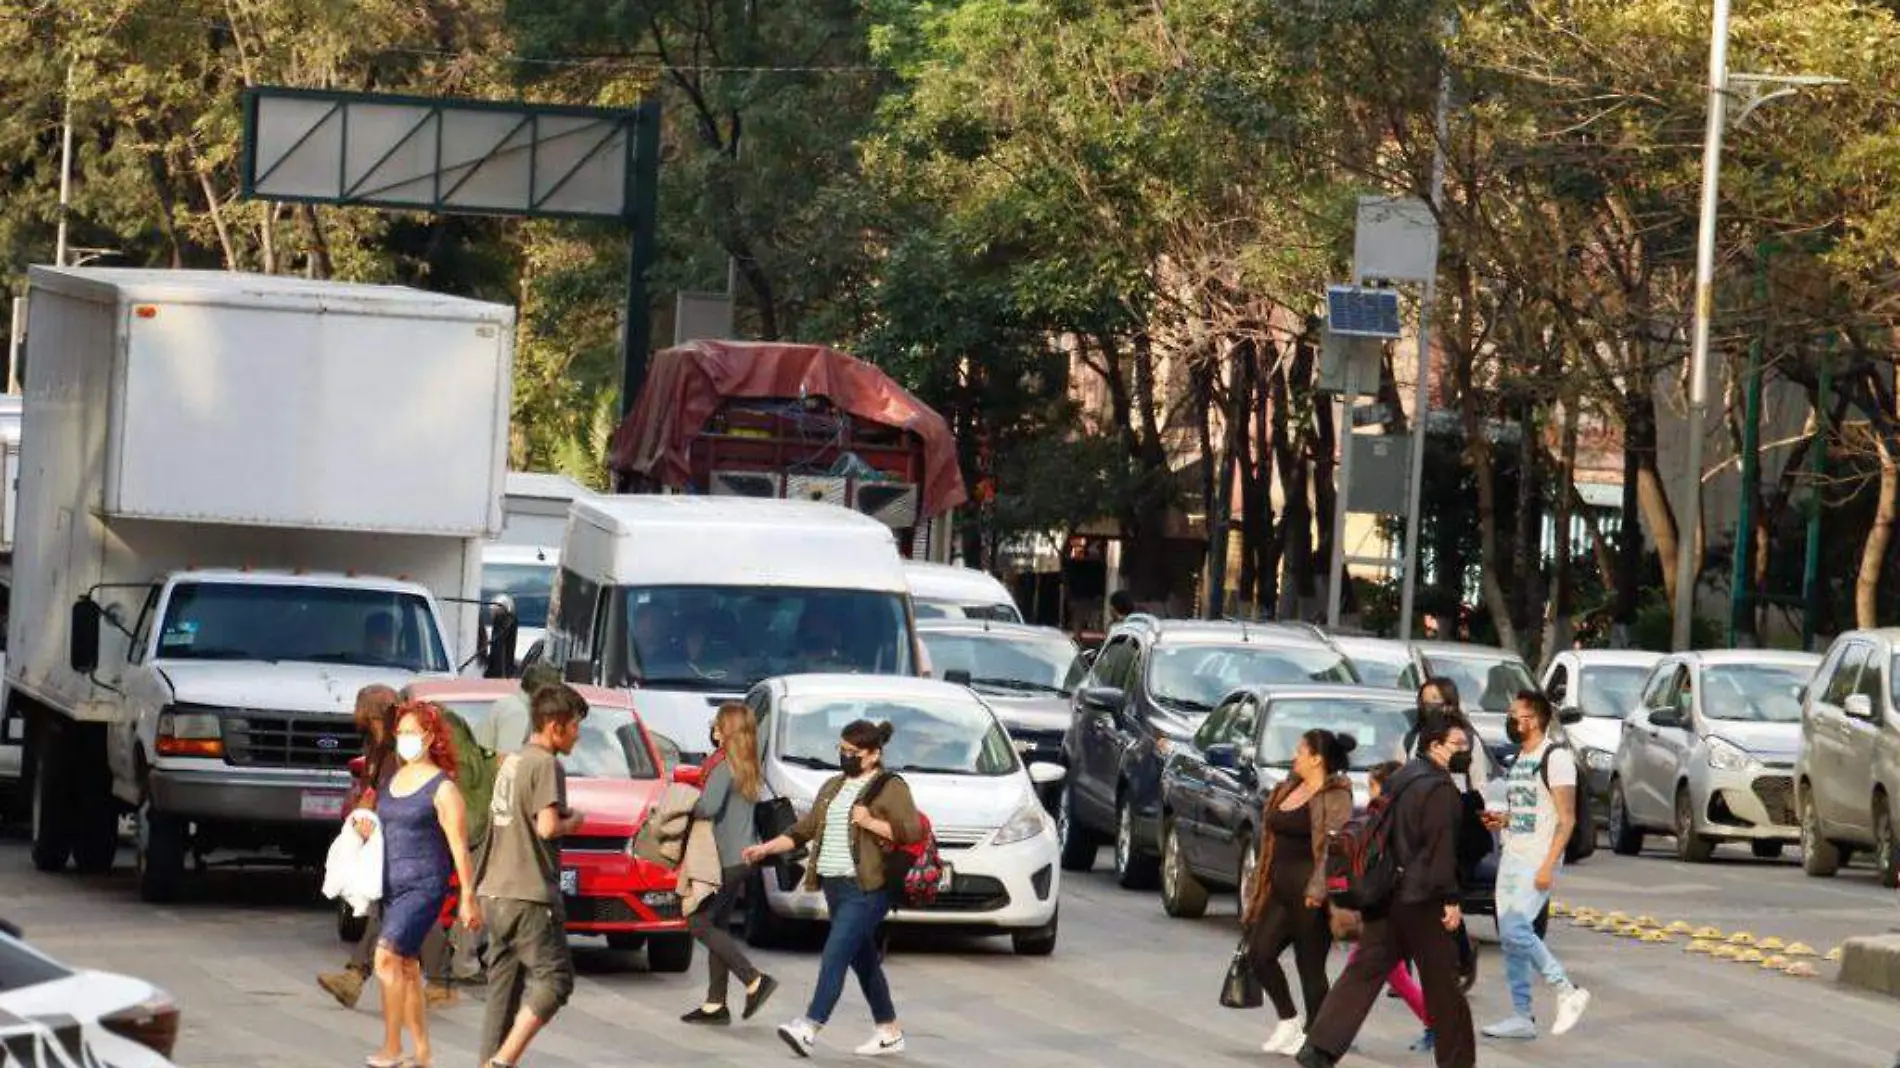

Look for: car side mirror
[1558,706,1584,726]
[672,763,704,788]
[69,598,101,674]
[1080,686,1127,715]
[564,658,592,685]
[944,668,972,687]
[1844,693,1875,720]
[485,603,519,680]
[1027,762,1066,786]
[1204,743,1238,770]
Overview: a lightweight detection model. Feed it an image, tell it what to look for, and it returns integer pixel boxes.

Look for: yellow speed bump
[1572,914,1600,928]
[1635,915,1660,929]
[1826,947,1843,962]
[1641,930,1674,944]
[1665,920,1695,935]
[1784,961,1819,978]
[1685,939,1717,954]
[1733,948,1766,964]
[1712,944,1742,960]
[1620,924,1647,939]
[1759,955,1789,970]
[1605,911,1631,925]
[1758,936,1786,951]
[1785,942,1817,958]
[1727,932,1757,946]
[1693,926,1725,940]
[1551,902,1573,917]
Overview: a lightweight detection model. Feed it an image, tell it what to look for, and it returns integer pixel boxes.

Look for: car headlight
[1582,747,1613,773]
[1705,736,1757,772]
[993,798,1052,846]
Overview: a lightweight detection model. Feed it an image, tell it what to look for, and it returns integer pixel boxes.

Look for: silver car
[1607,650,1820,862]
[1794,629,1900,887]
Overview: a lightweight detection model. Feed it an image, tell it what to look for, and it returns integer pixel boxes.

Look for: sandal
[366,1058,404,1068]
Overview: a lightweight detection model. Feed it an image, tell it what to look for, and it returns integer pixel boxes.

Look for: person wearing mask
[680,702,779,1026]
[1240,729,1357,1056]
[1479,691,1591,1041]
[319,686,456,1011]
[744,720,923,1058]
[477,684,588,1068]
[477,662,563,757]
[1409,679,1485,991]
[1295,715,1478,1068]
[1358,761,1435,1053]
[368,702,482,1068]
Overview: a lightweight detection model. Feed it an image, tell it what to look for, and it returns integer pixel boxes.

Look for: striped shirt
[816,777,871,878]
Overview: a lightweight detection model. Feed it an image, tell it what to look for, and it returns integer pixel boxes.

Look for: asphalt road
[3,832,1897,1068]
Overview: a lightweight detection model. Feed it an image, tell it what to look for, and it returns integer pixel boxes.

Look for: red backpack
[862,774,946,908]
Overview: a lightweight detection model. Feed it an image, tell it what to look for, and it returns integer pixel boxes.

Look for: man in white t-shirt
[1479,691,1591,1042]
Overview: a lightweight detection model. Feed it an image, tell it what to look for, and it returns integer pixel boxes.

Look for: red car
[405,680,700,973]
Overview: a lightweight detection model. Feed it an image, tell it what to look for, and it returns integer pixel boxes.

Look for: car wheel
[1113,794,1159,890]
[1057,785,1099,873]
[136,801,187,904]
[1159,819,1209,919]
[1799,786,1843,877]
[1236,833,1259,918]
[28,727,73,874]
[647,933,694,973]
[1674,786,1714,863]
[606,933,645,953]
[1012,910,1058,956]
[337,899,369,944]
[1874,797,1899,890]
[1608,779,1644,856]
[72,790,120,876]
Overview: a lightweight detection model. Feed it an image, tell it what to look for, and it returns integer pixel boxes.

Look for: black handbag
[1219,937,1263,1009]
[755,795,805,891]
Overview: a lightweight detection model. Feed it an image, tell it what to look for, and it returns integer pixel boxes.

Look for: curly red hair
[393,700,460,781]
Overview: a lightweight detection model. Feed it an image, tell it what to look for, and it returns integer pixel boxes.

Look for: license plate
[560,869,578,896]
[936,863,954,892]
[300,791,346,820]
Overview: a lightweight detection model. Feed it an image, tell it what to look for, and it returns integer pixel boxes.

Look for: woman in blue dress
[371,701,482,1068]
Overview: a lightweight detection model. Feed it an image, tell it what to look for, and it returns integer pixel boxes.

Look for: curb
[1837,934,1900,1000]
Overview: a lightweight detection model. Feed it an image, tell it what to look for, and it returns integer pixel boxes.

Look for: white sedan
[745,675,1065,955]
[0,920,180,1067]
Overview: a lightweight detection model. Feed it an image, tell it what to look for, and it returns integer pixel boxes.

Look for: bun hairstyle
[1303,728,1357,776]
[841,719,895,751]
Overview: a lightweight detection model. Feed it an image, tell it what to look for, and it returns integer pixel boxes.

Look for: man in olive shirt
[477,684,588,1068]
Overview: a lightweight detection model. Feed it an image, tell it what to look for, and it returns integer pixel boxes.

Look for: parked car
[918,619,1080,809]
[1057,617,1358,889]
[1328,634,1416,690]
[1795,630,1900,886]
[405,680,700,972]
[1605,650,1820,863]
[0,917,180,1066]
[905,561,1023,623]
[746,674,1065,955]
[1401,642,1539,764]
[1156,685,1418,918]
[1541,649,1664,825]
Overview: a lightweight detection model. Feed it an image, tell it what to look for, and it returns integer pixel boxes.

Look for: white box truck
[4,267,515,901]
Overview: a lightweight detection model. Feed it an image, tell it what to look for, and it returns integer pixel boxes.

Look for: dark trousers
[349,902,451,982]
[1306,903,1475,1068]
[1248,887,1332,1022]
[479,897,576,1063]
[806,878,895,1026]
[689,865,762,1004]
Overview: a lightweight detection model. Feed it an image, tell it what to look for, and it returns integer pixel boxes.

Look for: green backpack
[442,708,498,848]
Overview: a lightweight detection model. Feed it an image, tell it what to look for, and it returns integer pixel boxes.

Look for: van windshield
[482,563,555,629]
[615,586,913,690]
[157,582,449,673]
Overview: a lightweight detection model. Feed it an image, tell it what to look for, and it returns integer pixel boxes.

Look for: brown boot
[425,982,458,1009]
[317,968,366,1009]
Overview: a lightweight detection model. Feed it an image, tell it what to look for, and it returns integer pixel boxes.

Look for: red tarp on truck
[609,340,968,518]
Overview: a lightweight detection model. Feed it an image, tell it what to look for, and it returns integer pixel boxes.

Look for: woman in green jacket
[745,719,923,1059]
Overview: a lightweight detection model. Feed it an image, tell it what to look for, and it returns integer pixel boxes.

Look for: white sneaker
[1552,985,1591,1036]
[1262,1018,1305,1055]
[855,1029,906,1056]
[778,1018,819,1058]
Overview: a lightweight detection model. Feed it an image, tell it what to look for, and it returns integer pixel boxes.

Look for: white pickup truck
[4,268,515,901]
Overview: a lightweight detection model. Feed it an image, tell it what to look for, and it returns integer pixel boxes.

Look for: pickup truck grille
[222,712,358,770]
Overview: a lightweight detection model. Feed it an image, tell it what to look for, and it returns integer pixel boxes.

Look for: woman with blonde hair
[680,701,778,1026]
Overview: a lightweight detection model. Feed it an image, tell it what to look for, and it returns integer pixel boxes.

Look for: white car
[1607,650,1821,862]
[747,674,1064,955]
[0,920,180,1067]
[1540,649,1664,822]
[904,561,1023,623]
[1794,629,1900,886]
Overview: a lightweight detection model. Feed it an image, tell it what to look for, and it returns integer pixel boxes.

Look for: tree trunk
[1511,395,1542,655]
[1193,356,1221,616]
[1250,340,1281,612]
[1310,345,1340,620]
[1860,427,1899,629]
[1272,354,1313,618]
[1453,267,1516,651]
[1546,399,1581,655]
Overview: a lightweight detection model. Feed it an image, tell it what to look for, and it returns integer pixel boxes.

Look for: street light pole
[55,59,74,268]
[1673,0,1732,652]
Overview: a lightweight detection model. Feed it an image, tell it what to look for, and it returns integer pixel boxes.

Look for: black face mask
[1447,750,1473,775]
[1505,718,1525,745]
[839,752,864,777]
[1420,700,1450,718]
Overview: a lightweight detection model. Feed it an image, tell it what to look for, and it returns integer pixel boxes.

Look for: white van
[904,561,1022,622]
[546,496,920,761]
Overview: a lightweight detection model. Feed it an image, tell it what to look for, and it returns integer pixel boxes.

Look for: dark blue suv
[1055,617,1359,889]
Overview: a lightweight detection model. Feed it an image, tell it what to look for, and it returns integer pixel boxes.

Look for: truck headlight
[1706,736,1756,772]
[156,708,223,758]
[993,798,1051,846]
[1582,747,1613,773]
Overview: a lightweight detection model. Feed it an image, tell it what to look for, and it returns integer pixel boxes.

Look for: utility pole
[55,59,74,268]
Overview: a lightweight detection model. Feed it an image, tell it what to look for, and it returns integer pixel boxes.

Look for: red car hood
[566,776,666,838]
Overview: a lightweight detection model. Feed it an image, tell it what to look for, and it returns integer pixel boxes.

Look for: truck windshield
[615,585,913,690]
[156,582,449,673]
[482,563,555,629]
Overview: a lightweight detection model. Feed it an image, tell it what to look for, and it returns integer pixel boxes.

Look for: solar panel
[1326,285,1403,339]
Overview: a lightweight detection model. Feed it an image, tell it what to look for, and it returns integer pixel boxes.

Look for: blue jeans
[806,878,896,1026]
[1496,855,1568,1017]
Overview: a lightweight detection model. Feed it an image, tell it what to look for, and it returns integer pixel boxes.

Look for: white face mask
[396,735,426,763]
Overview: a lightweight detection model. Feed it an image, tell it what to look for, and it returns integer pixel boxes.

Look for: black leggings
[1248,883,1332,1022]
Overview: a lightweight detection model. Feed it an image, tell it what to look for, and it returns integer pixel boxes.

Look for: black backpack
[1538,743,1595,863]
[1325,776,1422,915]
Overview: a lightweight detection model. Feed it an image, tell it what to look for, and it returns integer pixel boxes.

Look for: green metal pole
[1802,336,1832,652]
[1728,245,1768,646]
